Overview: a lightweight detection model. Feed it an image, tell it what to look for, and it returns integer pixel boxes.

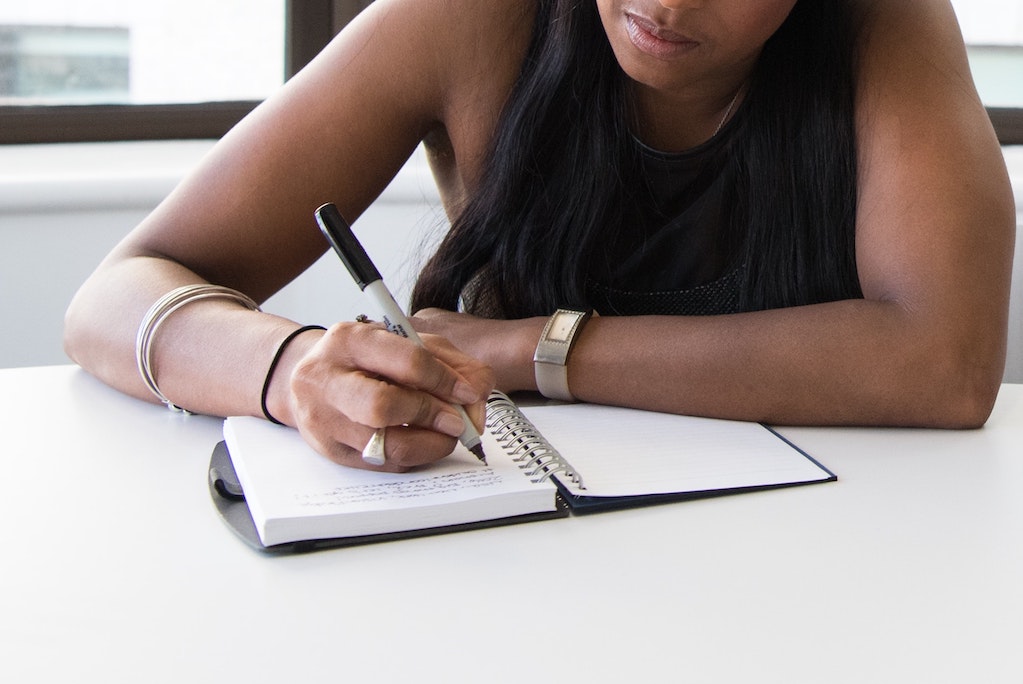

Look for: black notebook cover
[208,441,569,554]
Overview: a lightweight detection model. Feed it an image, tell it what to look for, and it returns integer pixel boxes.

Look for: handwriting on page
[294,468,504,507]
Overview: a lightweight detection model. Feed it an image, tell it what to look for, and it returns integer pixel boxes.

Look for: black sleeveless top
[584,108,746,317]
[460,103,747,318]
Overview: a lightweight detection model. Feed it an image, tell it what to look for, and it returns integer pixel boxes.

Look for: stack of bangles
[135,283,325,423]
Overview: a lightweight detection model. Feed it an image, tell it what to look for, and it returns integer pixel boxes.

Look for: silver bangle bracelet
[135,284,261,412]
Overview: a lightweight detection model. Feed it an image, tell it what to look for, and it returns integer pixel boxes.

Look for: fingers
[299,418,462,473]
[320,361,470,437]
[342,321,493,406]
[325,322,490,428]
[423,334,495,398]
[288,320,494,471]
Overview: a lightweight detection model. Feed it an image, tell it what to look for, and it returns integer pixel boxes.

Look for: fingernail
[437,411,466,437]
[452,381,480,405]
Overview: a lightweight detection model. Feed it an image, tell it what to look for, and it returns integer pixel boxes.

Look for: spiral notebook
[209,392,835,552]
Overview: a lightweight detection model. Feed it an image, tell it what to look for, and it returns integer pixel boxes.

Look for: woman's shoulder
[353,0,535,124]
[848,0,983,129]
[424,0,536,90]
[849,0,971,75]
[363,0,535,61]
[367,0,537,196]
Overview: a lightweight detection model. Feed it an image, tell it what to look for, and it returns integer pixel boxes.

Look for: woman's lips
[625,13,699,59]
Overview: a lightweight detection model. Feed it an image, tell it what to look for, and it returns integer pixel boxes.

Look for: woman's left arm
[416,0,1015,428]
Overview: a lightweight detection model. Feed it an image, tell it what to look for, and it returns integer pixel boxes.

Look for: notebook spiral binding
[486,392,585,490]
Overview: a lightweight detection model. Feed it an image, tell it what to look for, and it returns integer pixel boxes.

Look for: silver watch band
[533,308,593,401]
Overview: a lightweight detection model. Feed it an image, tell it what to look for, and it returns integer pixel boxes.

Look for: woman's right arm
[62,0,519,469]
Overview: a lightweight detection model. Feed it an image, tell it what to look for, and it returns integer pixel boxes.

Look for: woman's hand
[286,321,494,472]
[412,308,547,393]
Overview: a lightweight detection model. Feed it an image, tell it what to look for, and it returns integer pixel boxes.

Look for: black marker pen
[315,202,487,465]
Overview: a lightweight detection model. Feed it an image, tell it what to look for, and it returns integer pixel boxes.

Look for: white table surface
[2,365,1021,683]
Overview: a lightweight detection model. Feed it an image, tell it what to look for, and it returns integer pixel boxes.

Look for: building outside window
[0,1,285,106]
[0,24,130,104]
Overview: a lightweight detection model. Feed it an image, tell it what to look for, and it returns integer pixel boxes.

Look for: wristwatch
[533,308,593,401]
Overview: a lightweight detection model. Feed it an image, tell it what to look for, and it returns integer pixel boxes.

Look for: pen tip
[469,442,488,466]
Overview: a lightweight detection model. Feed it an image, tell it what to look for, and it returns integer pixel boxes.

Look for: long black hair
[411,0,862,317]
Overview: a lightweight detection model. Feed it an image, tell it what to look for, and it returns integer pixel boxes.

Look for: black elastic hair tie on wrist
[260,325,327,425]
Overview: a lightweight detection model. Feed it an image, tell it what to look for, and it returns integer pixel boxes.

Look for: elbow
[62,293,88,368]
[882,296,1009,429]
[63,283,107,372]
[919,351,1004,429]
[935,379,999,429]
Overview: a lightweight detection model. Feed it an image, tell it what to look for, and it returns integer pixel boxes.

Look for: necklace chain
[712,85,744,137]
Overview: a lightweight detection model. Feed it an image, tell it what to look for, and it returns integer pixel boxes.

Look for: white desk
[2,366,1021,683]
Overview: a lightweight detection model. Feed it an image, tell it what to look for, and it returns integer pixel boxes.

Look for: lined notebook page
[518,404,831,498]
[224,416,557,546]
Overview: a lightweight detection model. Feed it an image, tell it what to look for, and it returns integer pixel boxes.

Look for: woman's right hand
[283,321,495,472]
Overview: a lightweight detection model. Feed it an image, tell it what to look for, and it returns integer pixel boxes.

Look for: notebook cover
[208,441,569,554]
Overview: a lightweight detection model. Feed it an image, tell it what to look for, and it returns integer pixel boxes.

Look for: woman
[64,0,1016,472]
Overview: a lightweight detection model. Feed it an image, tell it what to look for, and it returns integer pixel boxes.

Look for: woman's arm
[63,0,526,467]
[417,0,1016,428]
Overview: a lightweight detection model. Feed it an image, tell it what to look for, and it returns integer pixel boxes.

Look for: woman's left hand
[412,308,546,393]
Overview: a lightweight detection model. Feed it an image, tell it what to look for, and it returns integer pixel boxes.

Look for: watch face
[547,311,579,343]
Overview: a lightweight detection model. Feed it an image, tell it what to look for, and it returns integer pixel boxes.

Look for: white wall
[1008,148,1023,382]
[1,141,1022,384]
[0,140,446,368]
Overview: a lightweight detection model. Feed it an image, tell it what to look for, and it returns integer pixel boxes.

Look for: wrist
[532,308,594,401]
[483,317,549,393]
[262,325,326,425]
[514,317,552,392]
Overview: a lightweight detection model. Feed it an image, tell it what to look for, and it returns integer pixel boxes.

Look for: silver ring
[362,427,387,466]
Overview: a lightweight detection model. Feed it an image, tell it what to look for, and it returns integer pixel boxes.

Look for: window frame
[0,0,369,144]
[990,108,1023,145]
[0,0,1021,145]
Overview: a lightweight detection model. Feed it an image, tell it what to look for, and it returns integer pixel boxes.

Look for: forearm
[566,299,1005,428]
[64,255,308,420]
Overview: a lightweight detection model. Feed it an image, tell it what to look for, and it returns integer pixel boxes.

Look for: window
[0,0,368,143]
[0,3,283,106]
[1,1,1020,145]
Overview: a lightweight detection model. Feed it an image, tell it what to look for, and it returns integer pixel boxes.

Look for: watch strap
[533,308,593,401]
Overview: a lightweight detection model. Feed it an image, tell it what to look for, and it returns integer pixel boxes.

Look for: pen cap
[315,202,382,290]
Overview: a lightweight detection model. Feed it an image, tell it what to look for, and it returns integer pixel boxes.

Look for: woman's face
[596,0,798,93]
